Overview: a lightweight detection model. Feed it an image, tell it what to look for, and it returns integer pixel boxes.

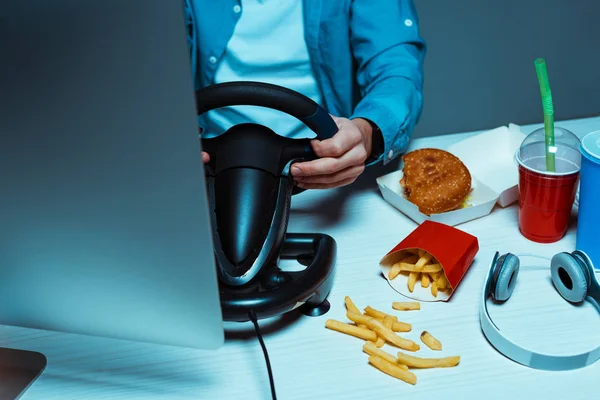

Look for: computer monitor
[0,1,224,350]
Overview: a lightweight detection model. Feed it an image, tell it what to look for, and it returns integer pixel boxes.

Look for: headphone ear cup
[551,252,589,303]
[492,253,520,302]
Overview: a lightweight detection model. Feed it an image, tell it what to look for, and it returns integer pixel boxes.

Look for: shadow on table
[290,157,401,228]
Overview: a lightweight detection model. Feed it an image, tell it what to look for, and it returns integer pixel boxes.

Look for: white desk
[4,117,600,400]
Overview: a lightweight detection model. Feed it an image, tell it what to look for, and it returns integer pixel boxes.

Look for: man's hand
[201,151,210,164]
[199,126,210,164]
[291,116,373,189]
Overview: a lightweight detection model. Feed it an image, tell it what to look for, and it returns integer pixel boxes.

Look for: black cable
[248,310,277,400]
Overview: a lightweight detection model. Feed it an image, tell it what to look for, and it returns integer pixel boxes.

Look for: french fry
[407,272,418,292]
[363,342,408,370]
[325,319,377,341]
[346,312,420,351]
[415,253,433,270]
[391,320,412,332]
[421,273,430,287]
[397,351,460,368]
[420,331,442,350]
[436,274,449,290]
[397,263,443,273]
[373,314,391,348]
[389,254,418,280]
[374,316,395,347]
[392,301,420,311]
[364,306,398,322]
[368,355,417,385]
[363,306,411,331]
[389,249,448,297]
[388,264,401,280]
[344,296,360,314]
[383,316,395,329]
[345,296,367,328]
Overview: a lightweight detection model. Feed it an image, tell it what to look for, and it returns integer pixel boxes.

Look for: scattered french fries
[325,319,377,341]
[420,331,442,350]
[346,311,420,352]
[379,317,394,347]
[324,296,461,386]
[345,296,367,329]
[392,301,420,311]
[363,305,412,331]
[390,320,412,332]
[388,249,452,298]
[344,296,360,314]
[368,355,417,385]
[373,336,386,348]
[364,305,398,322]
[397,351,460,368]
[363,342,409,370]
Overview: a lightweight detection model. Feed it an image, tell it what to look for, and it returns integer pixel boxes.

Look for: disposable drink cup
[515,127,582,243]
[576,130,600,265]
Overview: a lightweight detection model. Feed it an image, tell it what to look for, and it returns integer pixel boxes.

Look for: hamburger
[399,148,472,215]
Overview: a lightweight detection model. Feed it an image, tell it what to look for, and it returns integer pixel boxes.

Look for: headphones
[480,250,600,371]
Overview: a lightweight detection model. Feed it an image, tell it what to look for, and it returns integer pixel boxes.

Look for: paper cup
[379,221,479,302]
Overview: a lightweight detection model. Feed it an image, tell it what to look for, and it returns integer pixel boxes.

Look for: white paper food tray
[376,124,526,226]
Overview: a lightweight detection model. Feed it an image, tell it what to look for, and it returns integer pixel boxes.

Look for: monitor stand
[0,348,46,400]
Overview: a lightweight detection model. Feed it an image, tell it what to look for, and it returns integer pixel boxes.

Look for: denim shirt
[184,0,426,165]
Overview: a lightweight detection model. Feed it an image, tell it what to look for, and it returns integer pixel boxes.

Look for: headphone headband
[195,81,338,139]
[480,251,600,371]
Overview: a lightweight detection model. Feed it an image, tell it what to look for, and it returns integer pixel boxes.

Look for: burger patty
[400,148,472,215]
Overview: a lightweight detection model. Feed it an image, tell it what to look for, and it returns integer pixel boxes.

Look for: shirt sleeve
[348,0,426,166]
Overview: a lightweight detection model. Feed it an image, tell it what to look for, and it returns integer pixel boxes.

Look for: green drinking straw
[534,58,556,172]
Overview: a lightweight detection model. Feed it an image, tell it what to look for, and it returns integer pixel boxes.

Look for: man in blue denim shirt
[185,0,426,189]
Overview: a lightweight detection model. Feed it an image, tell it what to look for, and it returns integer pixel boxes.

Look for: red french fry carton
[379,220,479,302]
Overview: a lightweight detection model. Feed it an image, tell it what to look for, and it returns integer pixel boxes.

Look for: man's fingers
[312,122,361,158]
[295,164,364,185]
[291,157,345,177]
[296,176,356,190]
[201,151,210,164]
[292,144,368,177]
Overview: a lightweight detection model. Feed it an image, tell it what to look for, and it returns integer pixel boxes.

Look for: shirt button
[209,56,217,64]
[233,5,241,13]
[404,19,413,27]
[388,150,394,159]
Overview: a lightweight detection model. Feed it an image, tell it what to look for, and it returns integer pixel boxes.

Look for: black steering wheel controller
[195,81,338,322]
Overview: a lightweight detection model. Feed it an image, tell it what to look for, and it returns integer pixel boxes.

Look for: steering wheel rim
[195,81,338,140]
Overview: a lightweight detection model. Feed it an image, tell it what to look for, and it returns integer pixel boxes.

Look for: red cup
[515,126,582,243]
[518,165,580,243]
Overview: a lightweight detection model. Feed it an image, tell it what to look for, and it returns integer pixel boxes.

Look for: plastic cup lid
[515,126,581,176]
[581,130,600,161]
